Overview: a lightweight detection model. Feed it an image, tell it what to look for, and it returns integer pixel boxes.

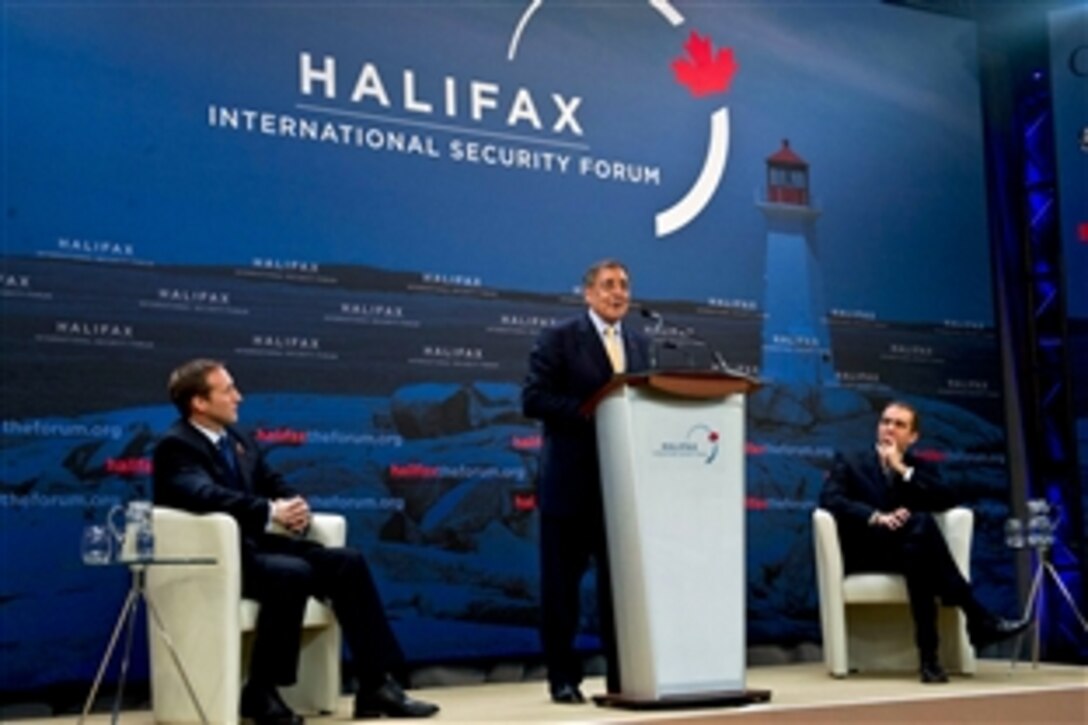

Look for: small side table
[80,557,216,724]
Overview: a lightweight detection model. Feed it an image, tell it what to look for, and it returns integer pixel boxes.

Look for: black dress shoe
[919,660,949,684]
[549,682,586,704]
[969,616,1031,650]
[240,683,304,725]
[353,675,439,719]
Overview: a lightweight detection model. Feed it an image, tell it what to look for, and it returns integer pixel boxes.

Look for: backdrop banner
[1,0,1013,695]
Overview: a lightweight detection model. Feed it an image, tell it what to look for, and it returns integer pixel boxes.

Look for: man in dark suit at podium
[819,401,1029,683]
[153,358,439,724]
[522,259,652,704]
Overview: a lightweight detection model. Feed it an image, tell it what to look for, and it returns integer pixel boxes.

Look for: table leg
[1010,562,1046,671]
[78,584,140,724]
[111,577,143,724]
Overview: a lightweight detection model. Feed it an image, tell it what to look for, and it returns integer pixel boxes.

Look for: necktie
[217,435,241,486]
[604,326,625,373]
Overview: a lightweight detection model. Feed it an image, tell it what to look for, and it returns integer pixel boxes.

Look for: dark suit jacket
[819,448,959,571]
[153,419,298,543]
[521,313,651,518]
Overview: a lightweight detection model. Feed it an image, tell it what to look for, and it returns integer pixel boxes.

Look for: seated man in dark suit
[153,358,439,723]
[819,400,1028,683]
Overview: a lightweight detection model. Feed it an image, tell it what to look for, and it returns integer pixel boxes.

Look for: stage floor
[16,660,1088,724]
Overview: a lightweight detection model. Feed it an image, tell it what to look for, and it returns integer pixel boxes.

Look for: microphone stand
[640,306,733,373]
[678,325,730,372]
[640,307,665,370]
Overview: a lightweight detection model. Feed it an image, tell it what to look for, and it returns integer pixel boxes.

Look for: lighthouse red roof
[767,139,807,167]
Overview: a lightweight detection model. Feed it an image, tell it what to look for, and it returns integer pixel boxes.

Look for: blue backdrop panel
[2,0,1012,694]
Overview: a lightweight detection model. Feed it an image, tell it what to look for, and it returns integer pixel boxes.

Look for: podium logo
[653,423,720,464]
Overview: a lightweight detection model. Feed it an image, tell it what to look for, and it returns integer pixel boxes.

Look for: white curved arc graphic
[508,0,683,61]
[508,0,543,61]
[655,108,730,238]
[649,0,685,26]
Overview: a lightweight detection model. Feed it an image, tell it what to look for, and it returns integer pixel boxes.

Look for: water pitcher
[108,500,155,561]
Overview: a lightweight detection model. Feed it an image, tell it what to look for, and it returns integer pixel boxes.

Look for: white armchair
[146,507,344,724]
[812,507,976,677]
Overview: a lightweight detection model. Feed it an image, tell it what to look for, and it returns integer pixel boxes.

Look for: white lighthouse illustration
[757,140,835,386]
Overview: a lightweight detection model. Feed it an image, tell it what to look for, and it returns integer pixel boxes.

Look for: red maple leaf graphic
[671,30,738,98]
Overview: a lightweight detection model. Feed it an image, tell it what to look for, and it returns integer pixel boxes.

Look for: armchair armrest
[812,507,849,675]
[153,507,239,560]
[305,513,346,548]
[934,507,973,581]
[813,508,844,589]
[148,507,242,623]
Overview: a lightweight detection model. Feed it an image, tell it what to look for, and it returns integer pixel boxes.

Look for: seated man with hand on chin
[153,358,439,723]
[819,400,1029,684]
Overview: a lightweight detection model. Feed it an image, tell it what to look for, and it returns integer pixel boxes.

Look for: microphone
[641,306,730,372]
[640,306,665,334]
[640,306,671,369]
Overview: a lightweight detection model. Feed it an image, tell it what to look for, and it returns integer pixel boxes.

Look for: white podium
[585,370,770,709]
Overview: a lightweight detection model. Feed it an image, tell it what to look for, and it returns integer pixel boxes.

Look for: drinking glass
[81,524,113,565]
